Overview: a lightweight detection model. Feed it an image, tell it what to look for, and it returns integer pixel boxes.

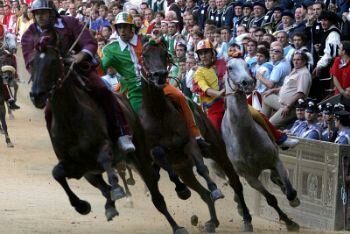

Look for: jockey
[0,23,19,110]
[21,0,135,153]
[101,12,209,149]
[193,39,299,149]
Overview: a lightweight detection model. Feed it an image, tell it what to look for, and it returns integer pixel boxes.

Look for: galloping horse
[2,32,18,119]
[29,33,196,234]
[140,40,253,232]
[0,66,14,147]
[222,58,300,231]
[0,32,17,147]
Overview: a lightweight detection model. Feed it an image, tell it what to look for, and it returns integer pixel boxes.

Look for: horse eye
[228,67,233,71]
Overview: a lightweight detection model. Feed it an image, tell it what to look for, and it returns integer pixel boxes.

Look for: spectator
[254,47,273,94]
[262,50,311,127]
[330,40,350,105]
[249,1,266,28]
[311,11,341,101]
[285,32,314,70]
[276,30,293,56]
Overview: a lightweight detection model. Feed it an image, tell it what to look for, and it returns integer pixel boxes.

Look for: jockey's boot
[278,137,299,150]
[118,134,136,154]
[8,99,20,110]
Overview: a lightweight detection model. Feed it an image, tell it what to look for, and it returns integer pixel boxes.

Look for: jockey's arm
[205,88,225,98]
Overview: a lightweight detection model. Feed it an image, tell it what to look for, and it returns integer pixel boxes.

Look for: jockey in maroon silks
[21,0,135,153]
[0,23,19,110]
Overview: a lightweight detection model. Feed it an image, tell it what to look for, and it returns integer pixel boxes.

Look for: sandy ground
[0,48,346,234]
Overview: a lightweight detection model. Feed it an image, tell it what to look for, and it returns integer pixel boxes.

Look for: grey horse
[222,58,300,231]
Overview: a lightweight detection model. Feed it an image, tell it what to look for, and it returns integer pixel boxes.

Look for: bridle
[140,40,174,85]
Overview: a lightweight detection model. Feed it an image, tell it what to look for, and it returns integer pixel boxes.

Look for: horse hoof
[75,200,91,215]
[289,197,300,208]
[242,221,253,232]
[123,197,134,208]
[111,187,126,201]
[191,215,198,226]
[7,142,14,148]
[210,189,224,202]
[204,221,216,233]
[176,187,191,200]
[105,207,119,221]
[126,178,136,185]
[286,221,300,232]
[174,227,189,234]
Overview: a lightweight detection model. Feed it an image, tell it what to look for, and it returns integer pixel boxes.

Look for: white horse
[222,58,300,231]
[2,32,18,119]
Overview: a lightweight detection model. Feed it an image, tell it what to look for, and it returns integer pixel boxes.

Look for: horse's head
[3,32,17,54]
[226,58,255,94]
[141,39,170,88]
[29,32,64,109]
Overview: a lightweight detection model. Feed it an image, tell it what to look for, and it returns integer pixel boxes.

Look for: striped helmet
[196,39,214,53]
[114,12,134,25]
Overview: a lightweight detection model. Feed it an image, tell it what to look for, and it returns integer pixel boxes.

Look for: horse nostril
[241,80,248,87]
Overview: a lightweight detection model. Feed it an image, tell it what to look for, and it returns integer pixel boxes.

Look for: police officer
[319,102,336,141]
[335,110,350,144]
[299,99,322,140]
[289,98,308,136]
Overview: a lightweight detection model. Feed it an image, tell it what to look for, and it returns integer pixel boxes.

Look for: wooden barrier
[244,138,350,231]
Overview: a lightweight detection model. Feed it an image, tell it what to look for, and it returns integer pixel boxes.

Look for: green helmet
[114,12,134,25]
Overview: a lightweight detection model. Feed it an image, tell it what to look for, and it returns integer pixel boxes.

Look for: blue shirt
[335,127,350,144]
[300,122,322,140]
[290,120,308,137]
[270,58,291,87]
[254,62,273,93]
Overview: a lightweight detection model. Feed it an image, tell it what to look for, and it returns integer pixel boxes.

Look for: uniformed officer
[335,110,350,144]
[299,99,322,140]
[319,102,336,142]
[289,98,307,136]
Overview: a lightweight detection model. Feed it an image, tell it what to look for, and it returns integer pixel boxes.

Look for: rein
[225,72,240,96]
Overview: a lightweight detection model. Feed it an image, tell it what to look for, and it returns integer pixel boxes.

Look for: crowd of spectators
[2,0,350,144]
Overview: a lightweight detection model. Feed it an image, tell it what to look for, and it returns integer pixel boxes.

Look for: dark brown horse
[0,47,15,147]
[139,40,253,232]
[28,33,195,234]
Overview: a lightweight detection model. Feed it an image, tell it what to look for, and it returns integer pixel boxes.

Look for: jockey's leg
[122,80,143,114]
[2,83,19,110]
[206,99,225,133]
[163,84,201,138]
[248,105,299,149]
[86,72,135,153]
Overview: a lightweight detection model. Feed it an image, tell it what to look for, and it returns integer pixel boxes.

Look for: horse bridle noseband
[140,41,174,84]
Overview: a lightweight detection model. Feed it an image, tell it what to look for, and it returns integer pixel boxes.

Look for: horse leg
[272,160,300,207]
[151,146,191,200]
[126,165,136,185]
[97,145,125,201]
[245,175,300,231]
[0,104,13,147]
[191,147,224,201]
[52,162,91,215]
[175,165,219,233]
[135,160,188,234]
[116,163,134,208]
[84,173,119,221]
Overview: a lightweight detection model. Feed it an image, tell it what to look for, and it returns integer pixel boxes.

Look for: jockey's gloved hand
[73,51,88,64]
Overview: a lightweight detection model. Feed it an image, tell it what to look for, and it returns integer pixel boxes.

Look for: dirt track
[0,48,345,234]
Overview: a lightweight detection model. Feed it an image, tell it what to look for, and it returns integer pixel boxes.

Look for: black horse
[29,33,195,234]
[0,42,16,148]
[140,40,254,232]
